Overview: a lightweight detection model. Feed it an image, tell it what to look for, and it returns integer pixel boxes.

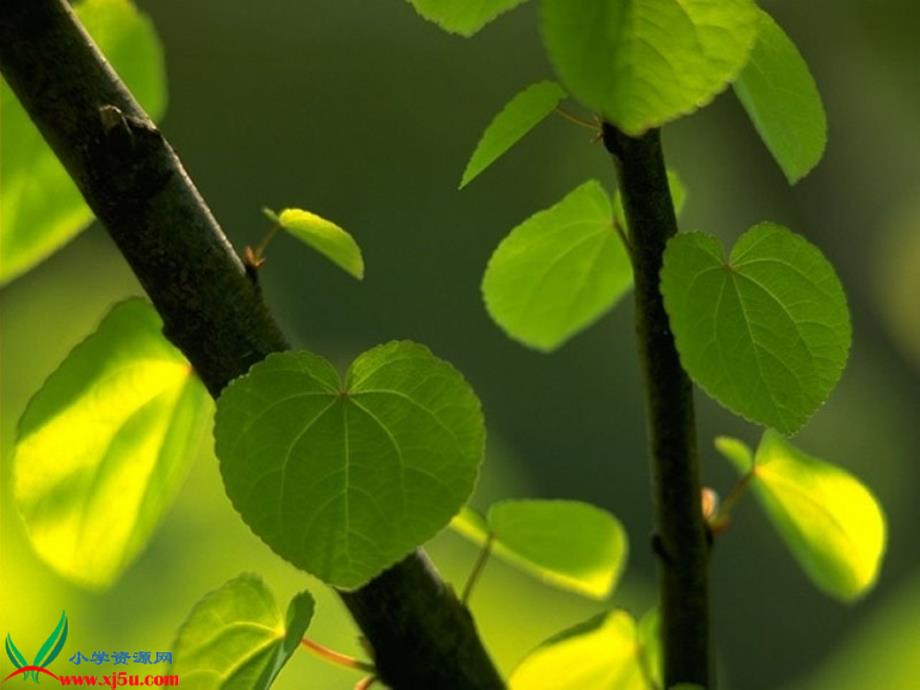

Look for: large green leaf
[715,431,886,602]
[461,81,567,188]
[172,574,314,690]
[215,342,484,589]
[733,10,827,184]
[0,0,167,284]
[483,180,632,351]
[661,223,851,434]
[13,299,211,589]
[407,0,529,37]
[509,610,651,690]
[269,208,364,280]
[540,0,759,135]
[451,499,628,599]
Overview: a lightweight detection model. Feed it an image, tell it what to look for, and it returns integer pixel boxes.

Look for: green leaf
[33,611,68,668]
[273,208,364,280]
[215,342,484,589]
[13,299,211,589]
[716,431,887,602]
[733,10,827,184]
[172,574,314,690]
[482,180,631,352]
[461,81,567,188]
[407,0,529,37]
[540,0,759,135]
[451,499,628,599]
[509,610,650,690]
[613,169,687,230]
[637,609,662,690]
[0,0,167,284]
[713,436,754,474]
[661,223,851,434]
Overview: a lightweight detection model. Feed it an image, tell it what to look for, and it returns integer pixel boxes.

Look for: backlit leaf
[13,299,211,588]
[715,431,886,601]
[0,0,167,284]
[407,0,529,37]
[661,223,851,434]
[451,499,628,599]
[461,81,567,188]
[482,180,631,351]
[540,0,759,134]
[733,10,827,184]
[172,574,314,690]
[215,342,484,589]
[273,208,364,280]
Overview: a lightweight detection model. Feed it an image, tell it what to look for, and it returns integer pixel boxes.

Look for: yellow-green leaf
[273,208,364,279]
[407,0,529,37]
[716,431,886,602]
[451,499,628,599]
[12,299,211,589]
[0,0,167,284]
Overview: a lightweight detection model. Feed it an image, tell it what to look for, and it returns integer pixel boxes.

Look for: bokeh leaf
[172,574,314,690]
[509,610,650,690]
[407,0,529,37]
[715,431,886,602]
[733,10,827,184]
[451,499,628,599]
[215,342,484,589]
[482,180,631,352]
[0,0,167,284]
[13,299,211,589]
[461,81,567,188]
[637,609,662,690]
[540,0,759,135]
[661,223,851,434]
[272,208,364,279]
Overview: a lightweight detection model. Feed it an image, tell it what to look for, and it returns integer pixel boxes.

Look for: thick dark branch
[0,1,504,688]
[602,124,710,686]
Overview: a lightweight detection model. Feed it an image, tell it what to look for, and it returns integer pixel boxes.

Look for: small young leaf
[661,223,851,434]
[215,342,484,589]
[0,0,167,284]
[13,299,211,589]
[716,431,887,602]
[451,499,628,599]
[172,574,314,690]
[482,180,631,352]
[540,0,759,135]
[407,0,529,37]
[273,208,364,279]
[733,10,827,184]
[713,436,754,474]
[461,81,567,188]
[509,610,649,690]
[613,169,687,230]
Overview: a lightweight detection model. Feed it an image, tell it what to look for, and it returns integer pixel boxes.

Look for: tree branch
[0,1,504,688]
[602,124,711,686]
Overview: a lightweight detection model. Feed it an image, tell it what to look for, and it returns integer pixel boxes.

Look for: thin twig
[300,638,376,674]
[555,105,599,131]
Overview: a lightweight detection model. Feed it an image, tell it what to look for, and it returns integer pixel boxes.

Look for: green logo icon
[4,612,68,683]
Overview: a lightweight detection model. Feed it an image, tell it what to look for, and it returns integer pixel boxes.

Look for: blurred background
[2,0,919,687]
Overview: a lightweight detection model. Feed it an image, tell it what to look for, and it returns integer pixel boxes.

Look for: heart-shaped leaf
[215,342,484,589]
[451,499,628,599]
[0,0,167,284]
[407,0,529,37]
[461,81,567,188]
[172,574,314,690]
[509,610,651,690]
[715,431,886,601]
[13,299,211,589]
[266,208,364,280]
[733,10,827,184]
[661,223,851,434]
[540,0,759,135]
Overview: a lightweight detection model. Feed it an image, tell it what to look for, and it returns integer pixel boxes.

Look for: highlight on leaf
[482,180,632,352]
[715,431,887,602]
[460,80,567,188]
[172,574,314,690]
[12,299,212,589]
[450,499,628,599]
[214,342,484,589]
[733,10,827,184]
[406,0,529,37]
[661,223,851,434]
[266,207,364,279]
[0,0,167,284]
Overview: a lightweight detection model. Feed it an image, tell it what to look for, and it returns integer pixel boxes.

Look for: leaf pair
[715,431,886,602]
